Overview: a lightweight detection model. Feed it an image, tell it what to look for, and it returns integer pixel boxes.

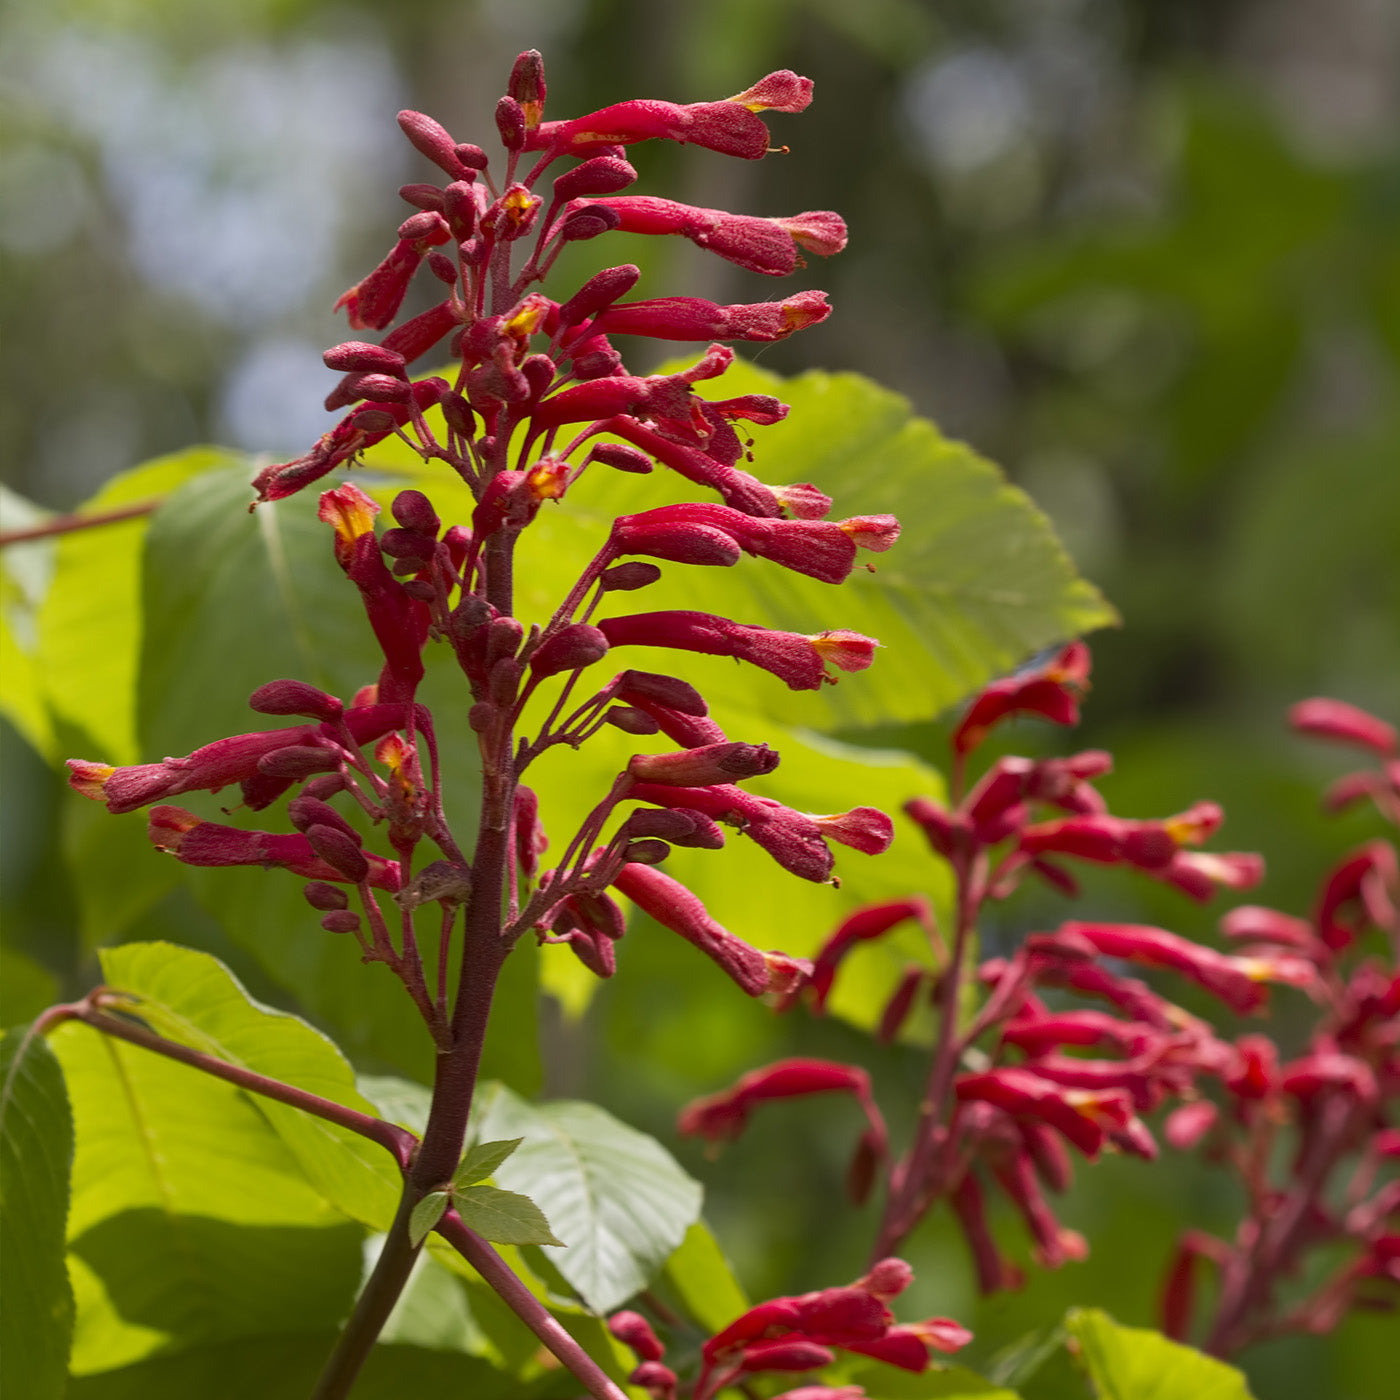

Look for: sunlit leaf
[0,1027,74,1400]
[1065,1308,1255,1400]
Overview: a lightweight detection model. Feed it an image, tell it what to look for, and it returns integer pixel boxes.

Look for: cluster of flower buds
[1155,698,1399,1355]
[676,645,1343,1291]
[66,54,895,1029]
[608,1258,969,1400]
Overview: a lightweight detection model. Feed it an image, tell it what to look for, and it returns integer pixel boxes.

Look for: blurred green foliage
[3,1,1398,1397]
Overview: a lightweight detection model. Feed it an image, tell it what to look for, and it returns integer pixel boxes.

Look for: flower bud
[321,910,362,934]
[508,50,547,127]
[305,824,369,883]
[391,489,439,536]
[622,806,725,849]
[399,183,446,211]
[397,109,472,180]
[256,745,341,778]
[609,1311,664,1362]
[559,207,621,241]
[558,264,641,326]
[629,742,779,787]
[600,561,662,592]
[554,156,638,202]
[605,706,662,736]
[288,795,359,840]
[454,143,489,170]
[496,95,526,150]
[587,442,653,475]
[1289,697,1396,756]
[244,680,343,727]
[623,838,671,865]
[489,657,523,705]
[303,881,348,912]
[530,624,610,679]
[322,341,408,375]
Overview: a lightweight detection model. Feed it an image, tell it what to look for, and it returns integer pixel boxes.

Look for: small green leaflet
[409,1192,451,1249]
[453,1185,564,1247]
[453,1137,524,1189]
[409,1139,560,1250]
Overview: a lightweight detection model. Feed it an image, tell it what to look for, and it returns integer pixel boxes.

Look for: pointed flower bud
[247,679,344,723]
[508,50,547,128]
[529,624,610,680]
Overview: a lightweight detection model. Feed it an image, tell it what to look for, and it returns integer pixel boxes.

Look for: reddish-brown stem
[870,849,985,1260]
[0,499,160,547]
[37,996,416,1169]
[434,1212,629,1400]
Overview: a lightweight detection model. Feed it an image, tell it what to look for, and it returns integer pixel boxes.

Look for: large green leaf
[0,1027,74,1400]
[49,1016,362,1374]
[138,463,383,760]
[98,942,402,1231]
[662,1219,748,1334]
[39,448,243,767]
[65,1335,516,1399]
[1064,1308,1255,1400]
[477,1084,703,1313]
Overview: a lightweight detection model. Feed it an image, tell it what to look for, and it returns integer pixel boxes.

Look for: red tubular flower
[990,1149,1087,1270]
[252,379,446,504]
[572,195,846,276]
[592,291,832,342]
[1164,1100,1218,1150]
[333,213,452,331]
[319,485,429,703]
[611,503,899,585]
[1001,1009,1150,1059]
[148,806,400,890]
[611,862,809,996]
[598,610,877,691]
[627,742,779,787]
[1314,840,1399,949]
[1290,698,1397,757]
[679,1057,884,1145]
[806,898,934,1009]
[1158,850,1266,901]
[952,642,1091,755]
[951,1171,1022,1294]
[67,704,415,814]
[1060,920,1278,1014]
[608,1311,664,1361]
[628,781,883,883]
[955,1067,1133,1158]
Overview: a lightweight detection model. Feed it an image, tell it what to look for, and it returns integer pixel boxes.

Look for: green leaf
[1064,1308,1256,1400]
[845,1360,1021,1398]
[662,1219,748,1334]
[359,1074,433,1136]
[452,1184,564,1247]
[410,1191,451,1247]
[50,1016,361,1374]
[0,1027,74,1400]
[454,1136,525,1188]
[478,1085,703,1312]
[138,463,384,761]
[97,941,402,1232]
[38,447,243,768]
[65,1335,517,1399]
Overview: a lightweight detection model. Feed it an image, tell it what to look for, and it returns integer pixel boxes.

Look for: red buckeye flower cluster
[64,54,896,1040]
[1157,698,1399,1355]
[608,1258,969,1400]
[679,645,1323,1290]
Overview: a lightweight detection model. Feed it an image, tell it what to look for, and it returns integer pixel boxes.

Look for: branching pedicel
[57,51,972,1400]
